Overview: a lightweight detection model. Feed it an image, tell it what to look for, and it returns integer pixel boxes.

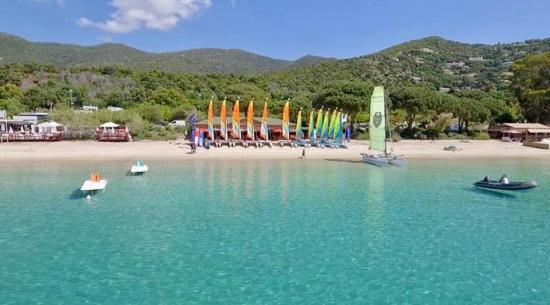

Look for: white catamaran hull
[361,154,390,167]
[130,165,148,174]
[80,180,108,192]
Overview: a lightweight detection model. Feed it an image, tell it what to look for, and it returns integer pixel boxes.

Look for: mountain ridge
[0,33,335,74]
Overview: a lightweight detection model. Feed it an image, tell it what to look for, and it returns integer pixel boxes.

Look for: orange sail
[220,98,227,139]
[246,100,254,140]
[232,99,241,139]
[282,100,290,140]
[207,98,214,140]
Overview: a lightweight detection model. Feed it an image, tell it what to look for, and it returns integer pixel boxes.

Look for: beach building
[95,122,132,142]
[0,119,64,142]
[12,112,49,125]
[489,123,550,142]
[196,117,297,141]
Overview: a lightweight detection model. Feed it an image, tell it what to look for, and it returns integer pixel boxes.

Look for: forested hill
[0,33,335,74]
[266,36,550,93]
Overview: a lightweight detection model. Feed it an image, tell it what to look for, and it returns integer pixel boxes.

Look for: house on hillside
[489,123,550,142]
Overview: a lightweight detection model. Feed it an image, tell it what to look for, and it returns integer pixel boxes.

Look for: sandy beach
[0,140,548,162]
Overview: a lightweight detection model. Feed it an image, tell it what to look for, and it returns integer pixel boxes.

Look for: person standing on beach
[301,148,306,159]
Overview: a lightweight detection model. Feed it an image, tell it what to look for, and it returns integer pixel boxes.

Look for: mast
[384,94,390,156]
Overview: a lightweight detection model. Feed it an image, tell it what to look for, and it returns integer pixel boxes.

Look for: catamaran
[130,160,148,175]
[258,100,272,147]
[292,108,310,147]
[244,100,260,147]
[361,86,407,167]
[80,172,107,194]
[230,98,245,147]
[214,98,229,147]
[206,98,215,148]
[279,100,292,147]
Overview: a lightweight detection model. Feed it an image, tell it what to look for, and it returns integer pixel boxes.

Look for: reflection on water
[364,166,385,239]
[1,159,550,304]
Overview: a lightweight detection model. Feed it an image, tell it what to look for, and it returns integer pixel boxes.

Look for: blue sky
[1,0,549,60]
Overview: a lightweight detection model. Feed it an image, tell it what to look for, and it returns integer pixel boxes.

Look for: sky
[1,0,549,60]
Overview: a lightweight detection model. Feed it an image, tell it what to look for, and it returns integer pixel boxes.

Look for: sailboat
[279,99,292,147]
[206,98,215,148]
[259,99,272,147]
[361,86,407,167]
[311,107,324,147]
[291,108,310,147]
[218,98,228,147]
[307,109,316,147]
[230,98,243,147]
[244,99,258,147]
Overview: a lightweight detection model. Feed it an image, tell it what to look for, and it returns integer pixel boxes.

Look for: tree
[312,81,372,115]
[0,84,23,100]
[511,52,550,123]
[391,86,438,132]
[148,87,188,108]
[451,97,490,133]
[0,98,24,114]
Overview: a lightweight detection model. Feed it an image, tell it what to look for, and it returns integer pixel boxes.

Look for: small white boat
[361,153,390,167]
[81,173,107,192]
[130,160,148,175]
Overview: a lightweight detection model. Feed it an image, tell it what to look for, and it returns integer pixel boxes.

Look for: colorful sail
[296,108,303,140]
[369,86,386,152]
[246,100,254,140]
[260,100,269,140]
[333,111,342,141]
[328,108,338,139]
[220,98,227,139]
[321,108,331,139]
[232,99,241,139]
[315,107,323,140]
[207,99,214,140]
[282,100,290,140]
[308,109,315,140]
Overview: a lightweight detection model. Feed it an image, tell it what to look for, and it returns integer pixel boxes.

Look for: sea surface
[0,159,549,305]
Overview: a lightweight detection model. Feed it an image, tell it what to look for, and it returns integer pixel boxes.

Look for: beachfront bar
[0,120,64,142]
[489,123,550,142]
[95,122,133,142]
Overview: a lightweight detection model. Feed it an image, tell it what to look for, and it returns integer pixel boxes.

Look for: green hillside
[0,33,332,74]
[265,36,550,94]
[1,34,549,139]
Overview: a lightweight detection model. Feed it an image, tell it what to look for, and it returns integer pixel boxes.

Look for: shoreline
[0,140,548,163]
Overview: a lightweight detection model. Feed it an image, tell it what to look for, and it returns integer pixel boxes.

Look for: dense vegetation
[0,34,549,140]
[0,33,333,74]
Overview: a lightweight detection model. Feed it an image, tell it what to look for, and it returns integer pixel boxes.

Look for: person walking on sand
[301,148,306,159]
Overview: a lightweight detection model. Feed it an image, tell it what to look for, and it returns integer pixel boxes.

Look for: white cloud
[78,0,212,34]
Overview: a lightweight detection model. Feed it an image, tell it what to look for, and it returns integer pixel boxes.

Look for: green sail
[369,86,386,152]
[315,108,323,139]
[333,111,342,141]
[328,109,337,138]
[322,109,331,139]
[308,110,315,140]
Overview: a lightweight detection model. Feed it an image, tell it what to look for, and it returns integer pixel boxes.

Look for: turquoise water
[0,159,549,304]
